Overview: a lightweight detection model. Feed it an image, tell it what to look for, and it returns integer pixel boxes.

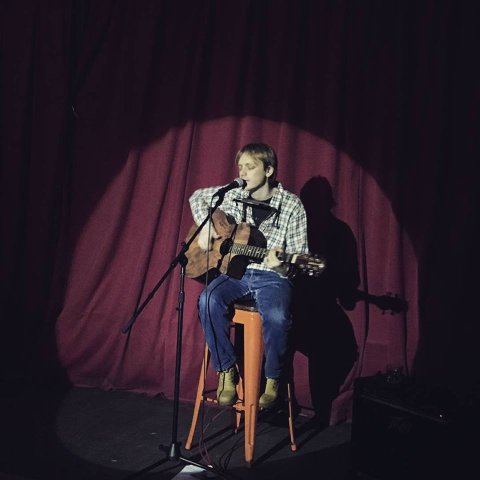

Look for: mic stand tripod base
[124,437,229,480]
[158,441,222,476]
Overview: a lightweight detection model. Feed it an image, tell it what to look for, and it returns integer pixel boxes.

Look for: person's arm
[264,202,309,275]
[189,185,243,250]
[284,202,309,255]
[189,186,222,226]
[188,186,221,250]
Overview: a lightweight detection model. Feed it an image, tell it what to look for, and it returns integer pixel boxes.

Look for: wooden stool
[185,302,297,465]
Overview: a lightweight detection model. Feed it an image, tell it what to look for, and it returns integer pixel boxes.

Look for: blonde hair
[235,143,277,185]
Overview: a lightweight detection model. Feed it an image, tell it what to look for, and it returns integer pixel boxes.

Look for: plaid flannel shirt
[189,182,309,276]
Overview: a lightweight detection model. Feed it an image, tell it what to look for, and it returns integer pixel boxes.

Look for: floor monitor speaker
[350,373,459,480]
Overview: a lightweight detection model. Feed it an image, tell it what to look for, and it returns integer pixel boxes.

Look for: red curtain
[2,0,479,424]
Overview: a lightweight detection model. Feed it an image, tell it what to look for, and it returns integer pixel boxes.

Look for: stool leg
[243,313,263,465]
[234,374,244,432]
[185,345,210,450]
[286,382,297,451]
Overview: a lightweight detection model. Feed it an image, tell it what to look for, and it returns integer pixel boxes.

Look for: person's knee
[198,287,225,315]
[264,306,291,329]
[198,289,208,311]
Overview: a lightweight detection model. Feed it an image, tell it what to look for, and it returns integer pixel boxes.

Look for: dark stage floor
[0,383,353,480]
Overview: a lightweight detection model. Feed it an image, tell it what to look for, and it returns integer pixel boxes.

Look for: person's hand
[264,247,283,268]
[198,224,220,251]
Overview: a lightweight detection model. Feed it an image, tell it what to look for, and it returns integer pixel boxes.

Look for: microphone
[213,178,245,197]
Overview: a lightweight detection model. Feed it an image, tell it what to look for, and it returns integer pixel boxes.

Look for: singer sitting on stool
[189,142,309,409]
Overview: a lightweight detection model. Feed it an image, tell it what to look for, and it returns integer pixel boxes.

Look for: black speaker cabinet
[350,374,460,480]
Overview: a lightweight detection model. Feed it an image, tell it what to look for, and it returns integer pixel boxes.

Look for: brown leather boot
[259,378,279,409]
[217,367,237,406]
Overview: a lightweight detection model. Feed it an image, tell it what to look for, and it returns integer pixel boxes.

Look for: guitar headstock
[294,254,327,277]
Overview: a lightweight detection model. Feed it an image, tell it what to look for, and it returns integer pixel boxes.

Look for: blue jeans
[198,269,293,379]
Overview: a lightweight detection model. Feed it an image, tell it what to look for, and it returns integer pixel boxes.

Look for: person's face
[237,153,273,191]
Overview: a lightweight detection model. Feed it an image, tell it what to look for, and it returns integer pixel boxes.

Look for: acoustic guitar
[185,210,326,282]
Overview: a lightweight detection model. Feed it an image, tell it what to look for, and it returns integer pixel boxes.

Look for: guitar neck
[231,243,295,264]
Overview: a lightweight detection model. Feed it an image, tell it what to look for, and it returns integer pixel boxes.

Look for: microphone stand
[121,192,233,480]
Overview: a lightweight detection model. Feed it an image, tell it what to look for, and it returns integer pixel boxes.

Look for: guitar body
[185,210,267,282]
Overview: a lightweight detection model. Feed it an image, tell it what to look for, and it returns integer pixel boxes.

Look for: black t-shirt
[251,197,273,227]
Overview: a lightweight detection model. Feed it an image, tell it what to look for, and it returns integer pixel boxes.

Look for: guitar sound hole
[220,239,233,256]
